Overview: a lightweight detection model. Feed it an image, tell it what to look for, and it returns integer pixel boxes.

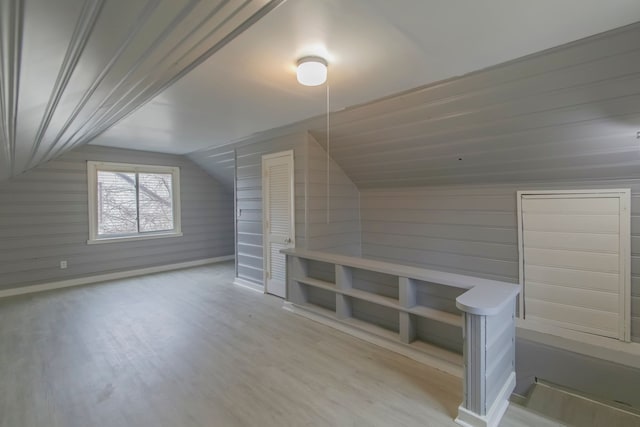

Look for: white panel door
[518,191,631,341]
[262,151,295,298]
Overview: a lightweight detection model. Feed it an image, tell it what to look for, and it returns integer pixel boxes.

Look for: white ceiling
[92,0,640,154]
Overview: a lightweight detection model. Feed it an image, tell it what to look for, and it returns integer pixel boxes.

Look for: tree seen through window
[97,171,174,236]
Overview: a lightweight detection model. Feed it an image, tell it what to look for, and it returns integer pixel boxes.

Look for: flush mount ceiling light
[296,56,327,86]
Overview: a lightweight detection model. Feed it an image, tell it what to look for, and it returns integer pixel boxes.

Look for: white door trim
[516,188,632,343]
[262,150,295,297]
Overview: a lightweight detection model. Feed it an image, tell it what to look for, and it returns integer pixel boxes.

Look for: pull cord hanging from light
[326,83,330,224]
[296,55,330,223]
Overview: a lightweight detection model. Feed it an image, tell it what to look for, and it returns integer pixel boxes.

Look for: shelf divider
[399,277,417,343]
[288,256,308,305]
[336,265,353,319]
[399,276,417,308]
[294,276,336,292]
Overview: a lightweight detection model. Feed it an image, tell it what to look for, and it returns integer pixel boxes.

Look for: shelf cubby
[350,297,400,334]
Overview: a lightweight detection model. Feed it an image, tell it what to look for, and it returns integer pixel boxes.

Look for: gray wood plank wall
[187,148,235,192]
[197,131,362,287]
[234,132,308,285]
[360,181,640,342]
[0,145,234,290]
[320,23,640,188]
[305,134,361,256]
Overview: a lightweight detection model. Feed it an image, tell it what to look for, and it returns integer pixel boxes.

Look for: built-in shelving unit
[286,251,468,371]
[293,271,463,339]
[283,248,521,427]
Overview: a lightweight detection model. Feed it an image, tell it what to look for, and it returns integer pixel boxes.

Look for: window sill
[87,232,183,245]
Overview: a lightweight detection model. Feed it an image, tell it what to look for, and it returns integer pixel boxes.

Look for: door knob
[284,237,292,243]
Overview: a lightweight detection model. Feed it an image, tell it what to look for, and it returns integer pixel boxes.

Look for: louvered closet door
[520,192,630,340]
[262,151,295,298]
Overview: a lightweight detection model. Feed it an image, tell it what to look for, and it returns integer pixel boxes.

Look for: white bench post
[455,291,518,427]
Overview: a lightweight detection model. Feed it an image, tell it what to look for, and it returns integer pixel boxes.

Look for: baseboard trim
[283,301,462,378]
[0,255,235,298]
[233,277,264,292]
[455,372,515,427]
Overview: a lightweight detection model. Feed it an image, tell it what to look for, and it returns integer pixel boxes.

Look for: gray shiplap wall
[305,135,361,255]
[187,148,235,191]
[234,132,308,285]
[360,181,640,342]
[0,145,234,290]
[309,23,640,188]
[229,131,362,286]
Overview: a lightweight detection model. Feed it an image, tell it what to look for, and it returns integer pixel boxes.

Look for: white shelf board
[407,306,462,327]
[282,248,514,290]
[294,276,336,292]
[341,288,400,310]
[283,248,520,316]
[295,276,461,327]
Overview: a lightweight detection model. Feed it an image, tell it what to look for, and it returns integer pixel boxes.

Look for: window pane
[97,171,138,235]
[138,173,174,233]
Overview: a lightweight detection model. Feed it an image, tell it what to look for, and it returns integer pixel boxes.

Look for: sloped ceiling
[0,0,282,181]
[191,22,640,190]
[4,1,640,189]
[311,24,640,188]
[93,0,640,157]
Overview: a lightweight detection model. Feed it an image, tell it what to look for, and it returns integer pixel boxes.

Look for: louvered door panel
[520,193,629,340]
[268,164,291,235]
[263,152,294,298]
[270,243,287,284]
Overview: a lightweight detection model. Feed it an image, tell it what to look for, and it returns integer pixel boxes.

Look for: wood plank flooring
[0,262,555,427]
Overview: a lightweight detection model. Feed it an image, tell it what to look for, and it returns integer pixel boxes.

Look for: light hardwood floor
[0,262,557,427]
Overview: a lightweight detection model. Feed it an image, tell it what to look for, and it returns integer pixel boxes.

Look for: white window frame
[516,189,632,345]
[87,161,182,244]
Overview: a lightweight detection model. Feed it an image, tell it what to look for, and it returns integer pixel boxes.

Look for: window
[87,161,181,243]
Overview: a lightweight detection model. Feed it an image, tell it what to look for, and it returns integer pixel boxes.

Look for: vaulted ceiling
[93,0,640,156]
[0,0,282,181]
[2,0,640,186]
[192,21,640,189]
